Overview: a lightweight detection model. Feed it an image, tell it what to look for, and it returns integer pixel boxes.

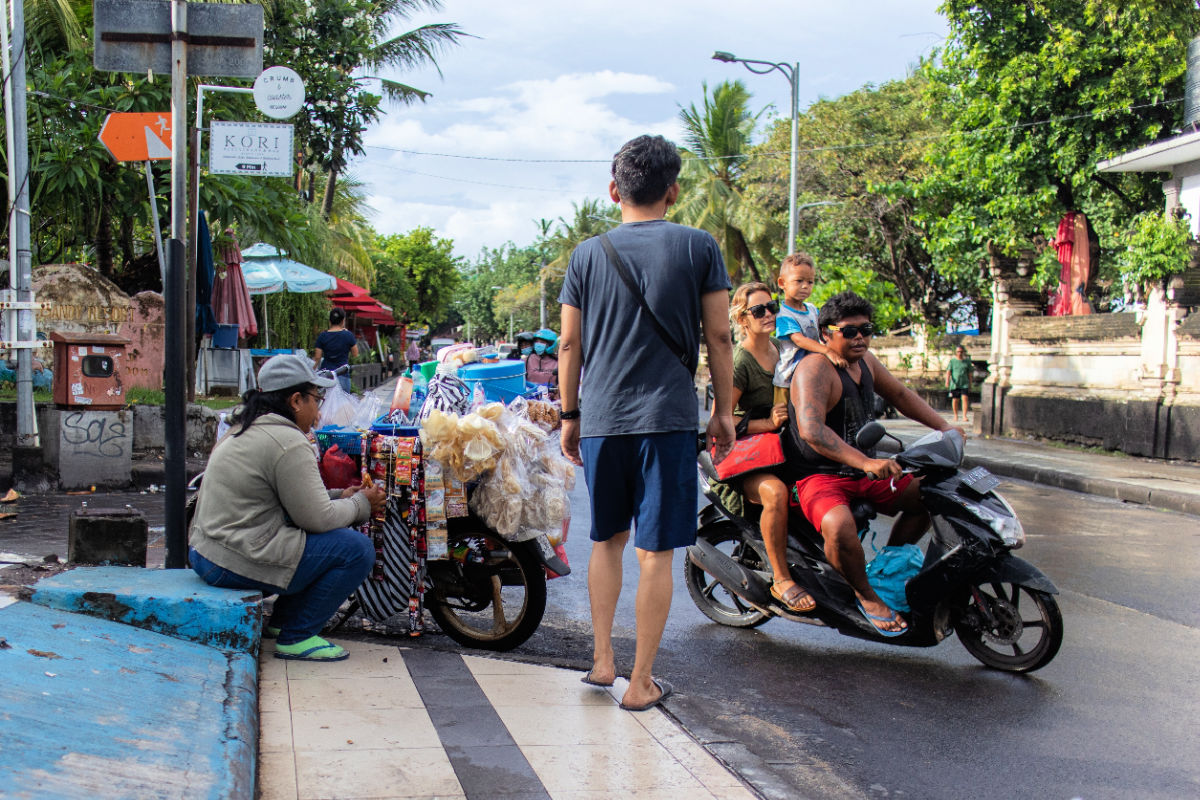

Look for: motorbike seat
[851,500,876,531]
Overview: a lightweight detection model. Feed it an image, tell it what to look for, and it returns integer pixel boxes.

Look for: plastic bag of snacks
[418,400,575,542]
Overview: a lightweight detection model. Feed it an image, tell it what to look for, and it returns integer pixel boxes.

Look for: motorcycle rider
[786,291,962,636]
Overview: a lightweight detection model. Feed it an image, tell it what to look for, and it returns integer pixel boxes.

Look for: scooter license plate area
[960,466,1000,496]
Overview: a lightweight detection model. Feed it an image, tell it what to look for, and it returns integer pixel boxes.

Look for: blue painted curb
[30,566,262,655]
[0,601,257,799]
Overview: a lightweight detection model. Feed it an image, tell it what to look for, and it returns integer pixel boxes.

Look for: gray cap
[257,354,337,392]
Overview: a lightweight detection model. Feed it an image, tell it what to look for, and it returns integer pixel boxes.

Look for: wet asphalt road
[513,470,1200,800]
[4,470,1197,799]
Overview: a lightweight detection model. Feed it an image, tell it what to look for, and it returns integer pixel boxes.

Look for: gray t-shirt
[559,220,729,437]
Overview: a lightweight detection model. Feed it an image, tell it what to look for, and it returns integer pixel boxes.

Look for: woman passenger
[726,282,815,613]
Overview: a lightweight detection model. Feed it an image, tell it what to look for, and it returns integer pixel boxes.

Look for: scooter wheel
[954,582,1063,673]
[684,524,771,628]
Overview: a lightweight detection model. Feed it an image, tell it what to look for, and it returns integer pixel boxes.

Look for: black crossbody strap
[598,233,693,375]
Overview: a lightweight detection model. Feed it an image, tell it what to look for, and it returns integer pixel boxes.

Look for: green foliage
[742,74,957,327]
[373,228,464,327]
[458,243,545,342]
[261,291,332,351]
[919,0,1200,307]
[1114,212,1194,287]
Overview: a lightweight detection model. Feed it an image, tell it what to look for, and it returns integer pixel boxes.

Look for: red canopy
[332,277,369,298]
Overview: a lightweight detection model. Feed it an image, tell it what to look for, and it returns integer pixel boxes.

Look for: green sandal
[263,626,281,639]
[274,635,348,661]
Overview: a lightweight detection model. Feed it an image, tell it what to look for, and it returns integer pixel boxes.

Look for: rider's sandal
[771,580,816,613]
[263,625,282,639]
[274,635,349,661]
[856,600,908,638]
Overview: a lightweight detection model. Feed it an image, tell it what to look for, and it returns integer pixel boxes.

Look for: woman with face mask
[525,328,559,393]
[512,331,536,360]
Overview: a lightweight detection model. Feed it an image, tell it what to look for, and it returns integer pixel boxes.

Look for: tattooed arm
[791,356,900,478]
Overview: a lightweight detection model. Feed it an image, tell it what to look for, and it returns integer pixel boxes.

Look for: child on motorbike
[773,253,847,402]
[724,282,815,613]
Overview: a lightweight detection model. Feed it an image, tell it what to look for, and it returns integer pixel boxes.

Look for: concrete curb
[877,439,1200,516]
[1,568,262,799]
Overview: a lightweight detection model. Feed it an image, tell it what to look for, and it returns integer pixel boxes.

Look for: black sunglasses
[827,322,876,339]
[306,388,326,401]
[747,300,780,319]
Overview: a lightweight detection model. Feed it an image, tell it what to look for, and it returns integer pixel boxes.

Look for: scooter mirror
[697,451,720,482]
[856,421,887,450]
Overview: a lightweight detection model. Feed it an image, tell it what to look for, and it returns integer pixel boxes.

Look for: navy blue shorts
[580,431,697,552]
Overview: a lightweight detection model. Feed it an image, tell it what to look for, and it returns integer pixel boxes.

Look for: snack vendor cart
[318,381,571,651]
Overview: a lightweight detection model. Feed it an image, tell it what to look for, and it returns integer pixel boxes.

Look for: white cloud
[351,1,948,260]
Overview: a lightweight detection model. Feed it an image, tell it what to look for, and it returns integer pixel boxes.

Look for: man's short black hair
[818,291,874,339]
[611,135,682,206]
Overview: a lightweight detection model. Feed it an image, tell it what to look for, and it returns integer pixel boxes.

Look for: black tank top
[783,363,876,477]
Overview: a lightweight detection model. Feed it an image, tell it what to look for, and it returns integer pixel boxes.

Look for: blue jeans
[189,528,374,645]
[337,374,352,393]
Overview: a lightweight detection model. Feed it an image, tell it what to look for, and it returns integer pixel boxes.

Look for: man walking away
[946,345,972,423]
[559,134,735,711]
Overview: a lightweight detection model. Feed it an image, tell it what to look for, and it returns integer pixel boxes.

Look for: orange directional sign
[98,112,173,162]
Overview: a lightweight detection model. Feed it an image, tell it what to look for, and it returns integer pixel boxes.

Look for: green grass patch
[0,384,239,410]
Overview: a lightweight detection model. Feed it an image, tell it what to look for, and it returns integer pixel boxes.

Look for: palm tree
[266,0,470,218]
[672,80,777,282]
[542,198,621,280]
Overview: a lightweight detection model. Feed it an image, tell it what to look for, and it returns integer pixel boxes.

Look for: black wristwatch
[560,408,581,420]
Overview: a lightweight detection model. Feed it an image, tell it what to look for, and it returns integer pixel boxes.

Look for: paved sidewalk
[258,641,757,800]
[879,414,1200,516]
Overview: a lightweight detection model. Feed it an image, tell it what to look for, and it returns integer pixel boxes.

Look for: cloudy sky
[353,1,947,261]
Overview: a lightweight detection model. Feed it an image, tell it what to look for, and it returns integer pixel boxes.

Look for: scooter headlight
[967,496,1025,548]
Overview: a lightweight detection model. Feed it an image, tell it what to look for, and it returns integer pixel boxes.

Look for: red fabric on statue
[1049,212,1093,316]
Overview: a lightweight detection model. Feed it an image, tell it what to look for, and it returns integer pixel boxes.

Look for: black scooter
[686,422,1063,673]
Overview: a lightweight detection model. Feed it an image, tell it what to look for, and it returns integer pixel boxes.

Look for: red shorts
[790,473,915,530]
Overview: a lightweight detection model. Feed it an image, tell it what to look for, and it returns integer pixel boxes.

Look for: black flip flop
[580,671,614,688]
[619,678,673,712]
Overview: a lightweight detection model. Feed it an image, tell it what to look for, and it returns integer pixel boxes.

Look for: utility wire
[367,96,1184,164]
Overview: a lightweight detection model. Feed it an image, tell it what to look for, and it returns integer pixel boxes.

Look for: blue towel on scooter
[865,544,924,612]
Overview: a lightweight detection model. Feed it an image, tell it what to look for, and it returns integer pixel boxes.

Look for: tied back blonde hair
[729,281,774,340]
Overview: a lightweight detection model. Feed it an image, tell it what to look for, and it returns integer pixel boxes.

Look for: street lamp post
[713,50,800,253]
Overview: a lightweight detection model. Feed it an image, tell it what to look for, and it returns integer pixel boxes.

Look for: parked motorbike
[686,422,1063,673]
[185,473,567,652]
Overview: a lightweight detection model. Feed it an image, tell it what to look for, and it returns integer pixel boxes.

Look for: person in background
[405,339,421,373]
[946,344,973,422]
[559,134,735,712]
[189,354,386,661]
[525,328,559,390]
[511,331,536,360]
[312,309,358,392]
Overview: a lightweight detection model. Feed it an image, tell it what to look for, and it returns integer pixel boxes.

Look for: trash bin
[211,323,239,349]
[50,332,130,410]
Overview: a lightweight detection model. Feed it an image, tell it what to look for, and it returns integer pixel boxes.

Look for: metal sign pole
[144,160,166,286]
[7,0,39,451]
[164,0,188,568]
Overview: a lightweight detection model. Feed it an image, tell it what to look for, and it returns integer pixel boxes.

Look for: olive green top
[733,344,776,417]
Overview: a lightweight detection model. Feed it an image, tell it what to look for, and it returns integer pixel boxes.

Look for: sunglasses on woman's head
[827,322,876,339]
[747,300,780,319]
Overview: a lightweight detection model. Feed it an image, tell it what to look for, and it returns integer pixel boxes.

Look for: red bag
[714,432,785,482]
[319,444,359,490]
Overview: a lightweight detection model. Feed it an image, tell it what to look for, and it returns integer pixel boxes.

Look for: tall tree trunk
[321,168,338,219]
[95,192,115,278]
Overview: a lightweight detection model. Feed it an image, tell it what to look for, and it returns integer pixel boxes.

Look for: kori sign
[209,120,294,177]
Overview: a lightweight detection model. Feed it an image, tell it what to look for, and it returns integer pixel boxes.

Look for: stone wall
[977,250,1200,461]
